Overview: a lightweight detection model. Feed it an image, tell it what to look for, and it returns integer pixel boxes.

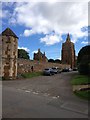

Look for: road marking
[43,93,50,96]
[17,88,60,100]
[25,90,31,93]
[32,92,39,95]
[52,96,59,99]
[52,97,57,99]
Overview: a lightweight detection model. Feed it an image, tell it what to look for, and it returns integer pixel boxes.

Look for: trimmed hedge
[78,63,90,75]
[77,45,90,75]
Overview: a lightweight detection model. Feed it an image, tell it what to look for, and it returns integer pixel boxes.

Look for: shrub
[77,45,90,75]
[78,63,90,75]
[77,45,90,64]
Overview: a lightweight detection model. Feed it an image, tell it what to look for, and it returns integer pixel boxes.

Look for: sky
[0,0,90,60]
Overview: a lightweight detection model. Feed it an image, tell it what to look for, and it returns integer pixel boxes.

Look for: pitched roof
[1,28,18,38]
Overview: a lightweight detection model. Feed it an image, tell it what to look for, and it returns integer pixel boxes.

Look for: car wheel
[49,73,52,76]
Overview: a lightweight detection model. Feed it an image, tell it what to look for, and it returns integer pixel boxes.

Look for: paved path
[2,71,89,118]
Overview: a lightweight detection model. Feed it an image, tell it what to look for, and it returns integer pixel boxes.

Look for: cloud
[89,2,90,26]
[0,3,10,19]
[0,3,2,18]
[18,46,30,52]
[2,1,88,45]
[81,41,90,45]
[2,10,10,18]
[32,50,38,54]
[89,32,90,36]
[40,33,62,45]
[81,41,89,45]
[23,29,36,37]
[1,0,89,2]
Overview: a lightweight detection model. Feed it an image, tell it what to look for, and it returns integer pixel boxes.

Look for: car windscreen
[52,68,56,69]
[44,69,49,70]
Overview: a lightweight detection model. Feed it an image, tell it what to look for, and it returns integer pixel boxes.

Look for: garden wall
[17,59,70,74]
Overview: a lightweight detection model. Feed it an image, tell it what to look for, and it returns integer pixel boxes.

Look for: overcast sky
[0,0,89,60]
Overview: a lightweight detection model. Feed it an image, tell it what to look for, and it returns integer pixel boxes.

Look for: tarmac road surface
[2,71,89,118]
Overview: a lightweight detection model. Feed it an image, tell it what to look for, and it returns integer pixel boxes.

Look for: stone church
[61,33,76,68]
[0,28,18,79]
[34,49,48,62]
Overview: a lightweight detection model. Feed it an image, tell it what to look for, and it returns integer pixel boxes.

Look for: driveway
[2,71,89,118]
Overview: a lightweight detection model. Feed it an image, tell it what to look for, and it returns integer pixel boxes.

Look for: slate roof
[1,28,18,38]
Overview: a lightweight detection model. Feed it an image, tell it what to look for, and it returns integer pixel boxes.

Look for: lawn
[74,90,90,100]
[71,74,90,100]
[21,72,43,78]
[71,75,89,85]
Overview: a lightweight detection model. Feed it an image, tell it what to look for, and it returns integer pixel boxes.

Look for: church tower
[61,33,75,68]
[0,28,18,79]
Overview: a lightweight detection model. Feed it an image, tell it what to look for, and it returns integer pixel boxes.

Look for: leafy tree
[55,59,61,63]
[18,49,30,59]
[77,45,90,64]
[77,45,90,74]
[48,59,55,63]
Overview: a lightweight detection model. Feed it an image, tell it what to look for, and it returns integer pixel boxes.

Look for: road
[2,71,89,118]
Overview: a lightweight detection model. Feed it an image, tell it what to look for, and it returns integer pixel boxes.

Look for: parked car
[52,67,62,74]
[62,68,70,72]
[73,68,78,71]
[43,68,55,76]
[69,68,72,71]
[52,67,58,74]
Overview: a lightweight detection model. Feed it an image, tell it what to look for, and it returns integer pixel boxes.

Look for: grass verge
[74,90,90,100]
[71,75,89,85]
[71,74,90,100]
[21,72,43,78]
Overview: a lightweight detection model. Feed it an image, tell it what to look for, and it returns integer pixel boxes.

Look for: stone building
[0,28,18,79]
[33,49,48,62]
[61,33,75,68]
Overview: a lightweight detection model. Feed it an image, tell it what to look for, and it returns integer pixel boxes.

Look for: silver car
[52,67,62,73]
[43,68,55,76]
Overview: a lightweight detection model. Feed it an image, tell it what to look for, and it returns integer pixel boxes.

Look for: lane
[2,85,88,118]
[2,71,89,118]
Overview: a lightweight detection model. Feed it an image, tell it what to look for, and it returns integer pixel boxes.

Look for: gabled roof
[1,28,18,38]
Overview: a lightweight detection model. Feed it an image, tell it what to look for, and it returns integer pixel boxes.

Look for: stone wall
[2,36,18,79]
[61,34,75,68]
[17,58,70,74]
[0,36,2,78]
[33,49,48,62]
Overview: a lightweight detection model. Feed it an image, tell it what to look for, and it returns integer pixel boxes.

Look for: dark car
[62,68,70,72]
[73,68,78,71]
[43,68,55,76]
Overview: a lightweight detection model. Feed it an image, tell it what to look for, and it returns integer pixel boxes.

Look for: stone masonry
[34,49,48,62]
[0,28,72,79]
[61,34,76,68]
[17,58,70,74]
[0,28,18,79]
